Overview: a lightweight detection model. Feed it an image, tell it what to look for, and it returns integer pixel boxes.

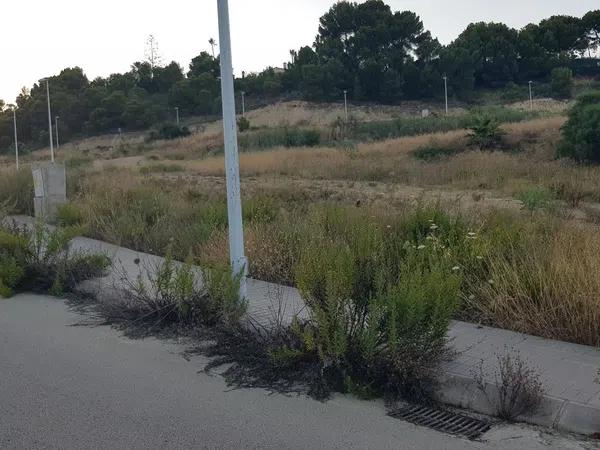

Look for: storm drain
[388,404,492,440]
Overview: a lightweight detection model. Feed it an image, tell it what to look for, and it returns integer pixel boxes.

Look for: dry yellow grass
[474,221,600,347]
[6,100,470,168]
[197,100,465,133]
[509,98,573,113]
[177,116,597,200]
[181,128,470,178]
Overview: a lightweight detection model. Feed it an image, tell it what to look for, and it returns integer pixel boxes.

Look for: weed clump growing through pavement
[473,349,545,421]
[0,221,109,298]
[96,249,247,335]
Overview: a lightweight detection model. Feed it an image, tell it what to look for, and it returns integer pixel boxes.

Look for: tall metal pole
[443,76,449,115]
[55,116,60,150]
[175,107,180,126]
[45,79,55,162]
[217,0,247,298]
[13,109,19,170]
[343,90,348,122]
[241,91,245,117]
[528,81,533,111]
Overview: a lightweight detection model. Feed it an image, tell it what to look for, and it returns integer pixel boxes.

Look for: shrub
[237,116,250,133]
[102,249,246,331]
[558,91,600,163]
[412,145,463,161]
[517,187,552,212]
[551,67,573,99]
[474,349,545,421]
[293,207,463,401]
[0,222,110,298]
[202,266,248,324]
[148,123,191,141]
[238,127,322,151]
[467,115,505,150]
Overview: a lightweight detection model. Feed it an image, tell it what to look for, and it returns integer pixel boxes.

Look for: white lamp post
[443,75,449,115]
[43,79,55,162]
[241,91,246,117]
[175,107,180,126]
[217,0,247,298]
[343,90,348,122]
[55,115,60,150]
[13,108,19,170]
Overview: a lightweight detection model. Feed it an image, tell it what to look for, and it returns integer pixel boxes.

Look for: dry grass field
[2,100,600,347]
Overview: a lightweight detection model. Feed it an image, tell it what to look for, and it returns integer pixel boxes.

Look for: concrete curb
[436,371,600,436]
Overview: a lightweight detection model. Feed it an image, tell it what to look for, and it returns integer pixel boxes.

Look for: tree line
[1,0,599,153]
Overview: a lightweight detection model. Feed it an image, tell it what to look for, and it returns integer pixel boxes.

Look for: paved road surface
[0,295,595,449]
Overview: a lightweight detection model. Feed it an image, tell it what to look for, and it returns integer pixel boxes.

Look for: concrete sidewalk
[5,216,600,436]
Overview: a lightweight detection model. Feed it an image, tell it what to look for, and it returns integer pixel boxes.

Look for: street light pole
[44,79,55,162]
[217,0,247,298]
[13,109,19,171]
[175,107,180,126]
[443,76,449,115]
[343,90,348,122]
[55,116,60,150]
[528,81,533,111]
[241,91,245,117]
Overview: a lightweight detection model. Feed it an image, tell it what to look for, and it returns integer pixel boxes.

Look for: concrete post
[13,109,19,171]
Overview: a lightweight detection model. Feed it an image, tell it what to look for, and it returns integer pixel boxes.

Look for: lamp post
[42,78,55,162]
[217,0,247,298]
[343,90,348,122]
[13,108,19,170]
[528,81,534,111]
[55,116,60,150]
[443,75,449,115]
[175,107,180,126]
[241,91,245,117]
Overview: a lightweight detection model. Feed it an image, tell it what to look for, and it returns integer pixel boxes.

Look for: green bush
[202,266,247,324]
[558,91,600,163]
[412,145,463,161]
[148,123,191,141]
[517,187,552,212]
[0,223,110,298]
[551,67,573,99]
[237,116,251,133]
[349,107,534,143]
[102,249,246,330]
[292,206,466,401]
[238,127,322,151]
[468,115,505,150]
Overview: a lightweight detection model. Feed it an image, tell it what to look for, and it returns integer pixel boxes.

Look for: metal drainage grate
[388,404,492,440]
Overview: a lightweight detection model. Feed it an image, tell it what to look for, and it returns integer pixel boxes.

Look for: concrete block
[32,163,66,222]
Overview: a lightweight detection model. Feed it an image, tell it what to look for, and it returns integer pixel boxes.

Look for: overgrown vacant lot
[1,101,599,349]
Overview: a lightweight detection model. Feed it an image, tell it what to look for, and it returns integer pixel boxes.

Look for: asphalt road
[0,294,594,450]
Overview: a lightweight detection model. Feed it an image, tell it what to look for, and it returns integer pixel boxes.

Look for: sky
[1,0,598,103]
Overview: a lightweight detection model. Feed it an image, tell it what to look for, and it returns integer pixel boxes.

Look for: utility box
[32,163,67,221]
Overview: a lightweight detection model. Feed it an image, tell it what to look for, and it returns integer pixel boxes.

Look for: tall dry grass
[472,221,600,347]
[178,116,600,201]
